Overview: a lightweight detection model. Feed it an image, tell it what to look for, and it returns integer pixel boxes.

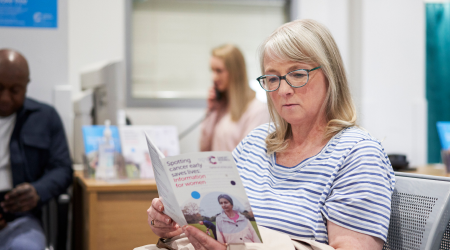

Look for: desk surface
[398,164,450,177]
[74,171,158,192]
[74,164,450,192]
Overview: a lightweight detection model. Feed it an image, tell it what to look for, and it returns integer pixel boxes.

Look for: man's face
[0,67,28,117]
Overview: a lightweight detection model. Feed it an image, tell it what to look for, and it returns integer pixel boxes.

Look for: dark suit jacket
[9,98,73,206]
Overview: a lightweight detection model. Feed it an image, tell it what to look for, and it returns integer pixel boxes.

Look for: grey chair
[383,172,450,250]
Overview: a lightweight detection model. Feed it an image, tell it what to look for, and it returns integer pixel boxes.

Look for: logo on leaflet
[202,155,231,164]
[208,156,217,164]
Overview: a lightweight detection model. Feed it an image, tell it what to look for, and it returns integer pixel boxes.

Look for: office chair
[383,172,450,250]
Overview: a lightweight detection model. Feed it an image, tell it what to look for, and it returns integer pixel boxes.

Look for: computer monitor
[73,60,125,164]
[80,60,125,125]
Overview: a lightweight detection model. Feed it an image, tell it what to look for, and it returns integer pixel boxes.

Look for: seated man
[0,49,73,249]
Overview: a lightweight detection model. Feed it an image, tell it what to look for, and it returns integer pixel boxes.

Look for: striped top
[232,124,395,243]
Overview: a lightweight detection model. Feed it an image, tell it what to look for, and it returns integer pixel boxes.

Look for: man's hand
[183,225,226,250]
[0,214,6,231]
[0,183,40,213]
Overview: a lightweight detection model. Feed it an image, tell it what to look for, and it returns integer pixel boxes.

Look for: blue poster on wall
[0,0,57,28]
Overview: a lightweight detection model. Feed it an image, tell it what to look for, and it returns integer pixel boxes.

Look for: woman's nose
[212,72,219,81]
[277,79,294,96]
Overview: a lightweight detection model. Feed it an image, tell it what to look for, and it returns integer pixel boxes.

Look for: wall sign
[0,0,57,28]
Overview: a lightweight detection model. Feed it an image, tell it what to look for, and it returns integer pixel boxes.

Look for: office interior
[1,0,450,249]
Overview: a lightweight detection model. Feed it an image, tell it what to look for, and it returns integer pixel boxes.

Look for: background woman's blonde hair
[260,19,357,154]
[212,44,255,122]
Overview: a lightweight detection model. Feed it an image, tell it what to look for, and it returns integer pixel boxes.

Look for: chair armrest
[42,193,71,250]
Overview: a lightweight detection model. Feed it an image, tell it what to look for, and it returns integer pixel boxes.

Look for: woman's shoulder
[337,126,382,146]
[216,211,227,218]
[238,123,273,146]
[332,127,391,166]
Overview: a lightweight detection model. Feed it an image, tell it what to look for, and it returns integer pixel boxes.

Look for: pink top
[200,98,270,152]
[230,212,239,223]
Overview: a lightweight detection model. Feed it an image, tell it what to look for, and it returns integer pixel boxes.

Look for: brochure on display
[82,125,180,179]
[120,126,179,179]
[82,125,122,178]
[145,133,263,244]
[437,121,450,150]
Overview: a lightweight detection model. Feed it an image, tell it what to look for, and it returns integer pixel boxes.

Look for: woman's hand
[147,198,182,238]
[207,86,219,112]
[183,225,226,250]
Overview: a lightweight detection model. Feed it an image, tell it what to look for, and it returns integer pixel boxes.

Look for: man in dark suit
[0,49,73,249]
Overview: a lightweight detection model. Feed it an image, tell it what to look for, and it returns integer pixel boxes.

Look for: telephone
[0,190,16,222]
[214,86,223,101]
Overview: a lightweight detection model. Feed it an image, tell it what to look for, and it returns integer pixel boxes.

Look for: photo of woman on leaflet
[215,194,261,244]
[180,192,262,243]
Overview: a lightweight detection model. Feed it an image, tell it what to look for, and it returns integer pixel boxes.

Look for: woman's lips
[282,104,298,107]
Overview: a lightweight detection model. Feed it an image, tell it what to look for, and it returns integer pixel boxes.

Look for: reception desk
[400,164,450,177]
[73,172,160,250]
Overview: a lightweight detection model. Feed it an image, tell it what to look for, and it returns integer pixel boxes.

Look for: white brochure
[145,133,262,244]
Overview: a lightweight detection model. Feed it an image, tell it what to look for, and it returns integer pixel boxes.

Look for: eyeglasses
[256,66,321,92]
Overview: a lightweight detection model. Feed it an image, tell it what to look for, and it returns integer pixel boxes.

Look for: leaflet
[145,133,262,244]
[120,125,179,179]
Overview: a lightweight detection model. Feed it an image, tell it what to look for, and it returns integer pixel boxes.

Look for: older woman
[147,19,394,250]
[215,194,261,244]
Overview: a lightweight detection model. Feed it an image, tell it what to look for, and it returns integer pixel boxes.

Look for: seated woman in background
[148,19,394,250]
[200,44,269,152]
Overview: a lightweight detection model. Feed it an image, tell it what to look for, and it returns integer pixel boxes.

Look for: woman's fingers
[151,198,164,213]
[184,226,226,250]
[148,214,177,228]
[149,207,173,225]
[158,227,184,239]
[207,86,218,111]
[148,198,173,225]
[147,198,183,238]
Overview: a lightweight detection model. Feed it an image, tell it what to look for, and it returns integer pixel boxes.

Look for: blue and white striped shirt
[232,124,395,243]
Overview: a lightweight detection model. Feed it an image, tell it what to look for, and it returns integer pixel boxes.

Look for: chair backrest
[383,172,450,250]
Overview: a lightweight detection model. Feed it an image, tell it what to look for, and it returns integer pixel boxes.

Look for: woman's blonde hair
[212,44,255,122]
[260,19,357,154]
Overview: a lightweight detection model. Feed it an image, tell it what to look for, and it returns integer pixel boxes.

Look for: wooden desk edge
[396,165,450,177]
[75,171,158,192]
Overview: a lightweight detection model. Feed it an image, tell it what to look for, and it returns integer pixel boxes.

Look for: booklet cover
[119,126,180,179]
[437,122,450,150]
[145,133,262,244]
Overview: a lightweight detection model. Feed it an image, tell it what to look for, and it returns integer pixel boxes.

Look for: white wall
[298,0,427,166]
[68,0,205,154]
[69,0,427,164]
[360,0,426,166]
[68,0,125,99]
[0,0,68,104]
[298,0,350,69]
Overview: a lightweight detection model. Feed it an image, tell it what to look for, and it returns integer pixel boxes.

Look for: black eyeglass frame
[256,66,322,92]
